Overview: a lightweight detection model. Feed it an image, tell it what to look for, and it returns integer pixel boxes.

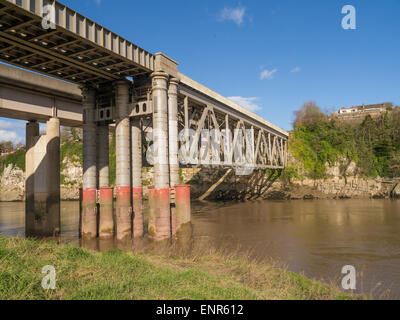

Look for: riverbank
[1,139,399,202]
[0,236,358,300]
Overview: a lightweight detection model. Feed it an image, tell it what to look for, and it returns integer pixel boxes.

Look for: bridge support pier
[131,118,144,238]
[175,185,191,228]
[81,86,98,239]
[98,124,113,239]
[25,118,60,237]
[151,71,171,241]
[25,120,38,236]
[168,78,180,235]
[115,80,132,240]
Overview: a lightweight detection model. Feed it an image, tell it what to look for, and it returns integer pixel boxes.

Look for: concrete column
[175,185,191,226]
[97,125,109,188]
[148,187,156,238]
[81,86,97,239]
[131,118,143,238]
[152,71,170,189]
[168,78,180,236]
[151,71,171,241]
[168,78,180,187]
[97,124,113,238]
[26,118,60,237]
[45,117,61,235]
[25,120,39,236]
[115,80,132,240]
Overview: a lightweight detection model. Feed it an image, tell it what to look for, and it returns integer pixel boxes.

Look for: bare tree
[0,141,13,153]
[61,126,82,143]
[293,101,327,127]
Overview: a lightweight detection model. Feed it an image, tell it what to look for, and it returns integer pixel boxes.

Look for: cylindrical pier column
[131,119,143,238]
[155,188,171,240]
[168,78,180,188]
[175,185,191,228]
[81,86,98,239]
[151,71,171,241]
[97,125,109,189]
[99,187,113,238]
[97,124,113,238]
[168,78,180,236]
[148,187,156,237]
[115,80,132,240]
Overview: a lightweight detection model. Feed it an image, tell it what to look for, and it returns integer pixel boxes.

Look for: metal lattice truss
[177,95,288,170]
[0,0,153,84]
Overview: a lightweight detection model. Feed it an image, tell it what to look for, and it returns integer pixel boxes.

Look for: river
[1,199,400,299]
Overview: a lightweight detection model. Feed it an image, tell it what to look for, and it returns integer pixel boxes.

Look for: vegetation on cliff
[0,236,357,300]
[0,148,25,177]
[290,102,400,179]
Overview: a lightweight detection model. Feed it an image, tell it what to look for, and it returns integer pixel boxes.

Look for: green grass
[0,236,360,300]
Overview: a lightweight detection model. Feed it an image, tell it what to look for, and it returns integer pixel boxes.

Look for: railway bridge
[0,0,288,241]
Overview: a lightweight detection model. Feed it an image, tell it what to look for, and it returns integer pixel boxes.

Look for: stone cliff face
[60,156,82,200]
[0,154,83,201]
[0,164,25,202]
[0,155,398,202]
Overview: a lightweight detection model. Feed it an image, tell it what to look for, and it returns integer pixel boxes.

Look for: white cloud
[94,0,101,5]
[228,96,261,112]
[219,7,246,26]
[260,69,277,80]
[291,67,301,73]
[0,119,13,130]
[0,119,25,130]
[0,129,24,145]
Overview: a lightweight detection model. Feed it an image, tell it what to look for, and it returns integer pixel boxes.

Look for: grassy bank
[0,236,358,300]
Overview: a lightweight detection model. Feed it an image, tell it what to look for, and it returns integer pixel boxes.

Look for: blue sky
[1,0,399,144]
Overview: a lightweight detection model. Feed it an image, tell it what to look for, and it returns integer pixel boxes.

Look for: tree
[0,141,13,153]
[293,101,327,128]
[61,126,82,143]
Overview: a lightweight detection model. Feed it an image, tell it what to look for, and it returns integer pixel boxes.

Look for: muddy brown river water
[1,199,400,299]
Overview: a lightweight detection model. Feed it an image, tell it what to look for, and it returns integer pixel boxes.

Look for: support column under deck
[131,118,143,238]
[168,78,180,188]
[150,71,170,241]
[25,120,39,235]
[97,124,113,239]
[81,86,97,239]
[25,118,60,237]
[45,117,61,236]
[168,78,180,235]
[115,80,132,240]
